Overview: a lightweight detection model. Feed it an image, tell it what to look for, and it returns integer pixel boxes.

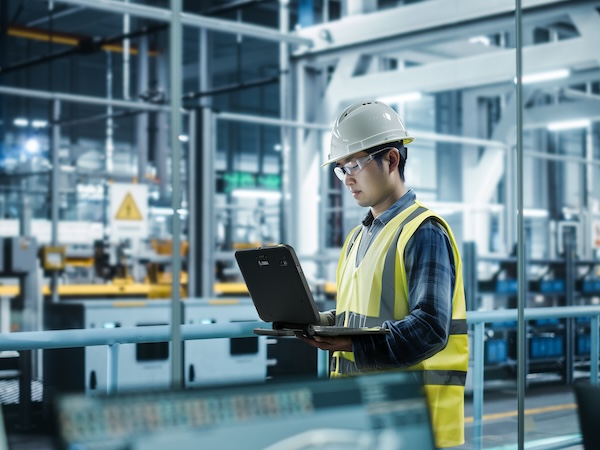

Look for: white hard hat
[323,101,414,167]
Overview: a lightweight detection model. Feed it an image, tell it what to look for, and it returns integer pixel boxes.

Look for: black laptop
[234,244,389,337]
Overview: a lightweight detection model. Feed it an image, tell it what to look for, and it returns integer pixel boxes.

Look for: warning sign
[110,184,148,241]
[115,192,143,220]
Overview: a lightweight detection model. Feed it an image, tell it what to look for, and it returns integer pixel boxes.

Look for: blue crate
[540,279,565,294]
[583,280,600,294]
[577,335,591,355]
[485,339,508,364]
[535,319,560,326]
[496,279,518,294]
[530,336,564,359]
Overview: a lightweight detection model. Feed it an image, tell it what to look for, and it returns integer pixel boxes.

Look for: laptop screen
[54,372,435,450]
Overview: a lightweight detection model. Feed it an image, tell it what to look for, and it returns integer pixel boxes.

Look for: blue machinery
[0,305,599,449]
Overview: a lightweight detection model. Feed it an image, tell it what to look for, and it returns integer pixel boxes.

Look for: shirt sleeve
[352,219,456,370]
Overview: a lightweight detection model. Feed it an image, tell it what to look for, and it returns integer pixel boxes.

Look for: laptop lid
[234,244,320,327]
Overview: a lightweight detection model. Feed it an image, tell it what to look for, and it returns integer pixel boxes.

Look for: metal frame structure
[1,2,600,449]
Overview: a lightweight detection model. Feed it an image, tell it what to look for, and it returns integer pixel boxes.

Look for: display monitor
[54,371,435,450]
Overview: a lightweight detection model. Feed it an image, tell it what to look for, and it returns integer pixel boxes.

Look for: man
[299,101,469,448]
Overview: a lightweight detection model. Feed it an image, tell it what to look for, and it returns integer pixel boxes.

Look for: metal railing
[468,305,600,450]
[1,305,599,449]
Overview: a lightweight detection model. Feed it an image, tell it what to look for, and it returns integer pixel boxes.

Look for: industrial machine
[44,298,268,395]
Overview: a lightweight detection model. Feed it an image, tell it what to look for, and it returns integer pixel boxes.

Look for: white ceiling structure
[289,0,600,260]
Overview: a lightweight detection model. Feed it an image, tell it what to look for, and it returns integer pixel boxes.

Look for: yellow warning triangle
[115,192,143,220]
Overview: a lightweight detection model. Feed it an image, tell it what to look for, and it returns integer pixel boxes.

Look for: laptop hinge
[272,322,305,331]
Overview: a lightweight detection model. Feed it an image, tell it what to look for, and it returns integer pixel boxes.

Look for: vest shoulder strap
[383,205,429,273]
[345,226,363,258]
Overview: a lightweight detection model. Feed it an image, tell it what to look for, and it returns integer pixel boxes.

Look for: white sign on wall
[109,183,148,241]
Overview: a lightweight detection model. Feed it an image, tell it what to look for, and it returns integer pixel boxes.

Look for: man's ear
[387,148,400,174]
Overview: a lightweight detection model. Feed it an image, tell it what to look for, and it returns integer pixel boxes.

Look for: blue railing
[1,306,599,449]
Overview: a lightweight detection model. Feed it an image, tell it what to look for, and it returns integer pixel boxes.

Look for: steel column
[169,0,184,389]
[472,322,485,450]
[592,315,599,384]
[515,1,527,448]
[50,100,60,304]
[200,110,216,298]
[107,342,120,394]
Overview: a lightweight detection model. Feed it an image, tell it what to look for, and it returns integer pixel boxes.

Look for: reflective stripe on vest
[382,206,467,386]
[331,356,467,386]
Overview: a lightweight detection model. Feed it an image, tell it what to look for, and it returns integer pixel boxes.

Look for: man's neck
[371,182,408,218]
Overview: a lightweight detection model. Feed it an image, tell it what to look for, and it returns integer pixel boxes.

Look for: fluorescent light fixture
[231,189,282,201]
[515,69,570,85]
[32,120,48,128]
[24,138,40,153]
[468,36,491,46]
[60,165,76,173]
[523,208,549,218]
[14,118,29,127]
[178,134,189,142]
[378,92,422,104]
[547,119,591,131]
[150,206,174,216]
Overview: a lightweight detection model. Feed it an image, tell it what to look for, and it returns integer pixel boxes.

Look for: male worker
[300,101,469,448]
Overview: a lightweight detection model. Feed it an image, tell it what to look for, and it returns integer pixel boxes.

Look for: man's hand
[295,334,352,352]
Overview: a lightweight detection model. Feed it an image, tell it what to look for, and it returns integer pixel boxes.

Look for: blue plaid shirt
[350,190,456,370]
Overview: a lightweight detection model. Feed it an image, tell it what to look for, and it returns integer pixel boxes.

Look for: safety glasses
[333,147,394,181]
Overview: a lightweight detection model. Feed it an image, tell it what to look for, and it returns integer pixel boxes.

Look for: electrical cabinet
[183,299,267,387]
[44,298,268,395]
[44,300,174,394]
[2,236,37,274]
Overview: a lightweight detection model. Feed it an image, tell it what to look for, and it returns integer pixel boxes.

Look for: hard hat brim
[321,136,414,167]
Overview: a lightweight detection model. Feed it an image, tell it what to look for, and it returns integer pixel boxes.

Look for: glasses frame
[333,147,395,181]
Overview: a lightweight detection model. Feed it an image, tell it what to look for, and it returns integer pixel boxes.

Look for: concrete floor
[460,380,585,449]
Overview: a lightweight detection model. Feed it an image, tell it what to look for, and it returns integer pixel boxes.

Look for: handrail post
[591,315,599,385]
[473,322,485,450]
[107,343,120,394]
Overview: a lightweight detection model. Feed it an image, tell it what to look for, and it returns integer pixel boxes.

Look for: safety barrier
[468,305,600,450]
[0,305,599,449]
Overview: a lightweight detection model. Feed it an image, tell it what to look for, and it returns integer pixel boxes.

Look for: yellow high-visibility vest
[332,201,469,448]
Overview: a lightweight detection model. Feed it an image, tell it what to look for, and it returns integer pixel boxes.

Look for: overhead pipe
[56,0,312,46]
[182,74,281,102]
[0,85,170,111]
[1,24,166,75]
[199,0,271,16]
[26,6,85,26]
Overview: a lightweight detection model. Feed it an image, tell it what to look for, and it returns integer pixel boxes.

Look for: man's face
[335,150,391,209]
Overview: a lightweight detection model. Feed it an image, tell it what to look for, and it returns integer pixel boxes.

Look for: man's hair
[369,142,406,182]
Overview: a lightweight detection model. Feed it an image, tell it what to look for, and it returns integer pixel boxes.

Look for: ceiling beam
[326,37,597,105]
[294,0,581,57]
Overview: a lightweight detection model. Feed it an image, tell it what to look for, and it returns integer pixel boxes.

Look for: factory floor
[2,380,587,450]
